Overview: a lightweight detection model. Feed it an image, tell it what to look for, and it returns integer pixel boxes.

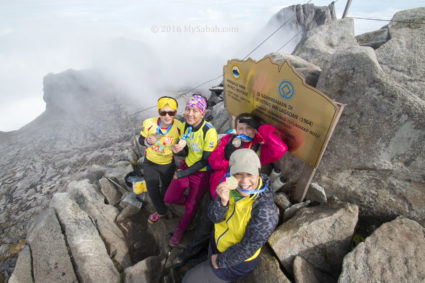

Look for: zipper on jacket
[226,200,238,224]
[217,197,241,246]
[216,228,229,247]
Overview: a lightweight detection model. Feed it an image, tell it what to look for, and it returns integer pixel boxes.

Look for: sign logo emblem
[278,80,295,100]
[232,65,240,79]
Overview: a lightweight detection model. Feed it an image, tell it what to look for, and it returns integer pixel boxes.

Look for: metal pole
[342,0,352,18]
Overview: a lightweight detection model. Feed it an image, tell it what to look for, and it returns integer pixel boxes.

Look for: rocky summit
[1,4,425,283]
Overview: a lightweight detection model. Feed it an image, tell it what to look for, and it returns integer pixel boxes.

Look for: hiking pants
[164,162,209,232]
[143,159,176,215]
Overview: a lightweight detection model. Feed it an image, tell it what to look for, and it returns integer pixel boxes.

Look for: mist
[1,0,423,131]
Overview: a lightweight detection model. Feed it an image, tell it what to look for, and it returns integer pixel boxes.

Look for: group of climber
[138,94,288,282]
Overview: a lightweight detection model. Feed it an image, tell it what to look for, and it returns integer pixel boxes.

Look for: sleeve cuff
[176,170,184,179]
[216,255,225,268]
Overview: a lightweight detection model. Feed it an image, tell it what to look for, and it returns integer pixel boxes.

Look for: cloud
[0,28,15,37]
[1,0,423,131]
[0,97,45,131]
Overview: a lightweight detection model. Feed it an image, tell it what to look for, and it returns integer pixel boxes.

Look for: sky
[0,0,424,131]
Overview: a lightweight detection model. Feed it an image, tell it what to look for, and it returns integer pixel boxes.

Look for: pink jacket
[208,124,288,198]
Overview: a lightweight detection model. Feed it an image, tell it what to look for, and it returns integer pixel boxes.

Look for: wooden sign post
[223,57,343,202]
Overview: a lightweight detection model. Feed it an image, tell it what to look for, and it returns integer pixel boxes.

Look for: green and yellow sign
[224,57,341,168]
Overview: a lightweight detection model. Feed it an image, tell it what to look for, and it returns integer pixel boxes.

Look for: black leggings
[143,159,176,215]
[179,195,213,261]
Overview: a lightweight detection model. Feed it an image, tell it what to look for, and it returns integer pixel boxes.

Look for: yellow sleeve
[203,127,218,152]
[177,121,186,139]
[141,118,154,137]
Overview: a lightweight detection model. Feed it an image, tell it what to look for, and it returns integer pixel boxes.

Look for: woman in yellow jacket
[183,148,279,282]
[139,96,182,223]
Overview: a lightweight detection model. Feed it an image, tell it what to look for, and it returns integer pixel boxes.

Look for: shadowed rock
[99,177,123,206]
[124,256,163,283]
[240,245,291,283]
[293,256,336,283]
[356,27,389,49]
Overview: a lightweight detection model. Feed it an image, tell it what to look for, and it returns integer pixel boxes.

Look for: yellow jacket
[214,178,264,262]
[208,175,279,269]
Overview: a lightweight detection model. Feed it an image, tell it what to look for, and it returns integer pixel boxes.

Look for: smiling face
[236,120,257,141]
[234,172,259,196]
[185,106,204,127]
[159,107,176,126]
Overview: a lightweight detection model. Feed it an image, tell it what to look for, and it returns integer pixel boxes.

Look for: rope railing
[350,16,425,25]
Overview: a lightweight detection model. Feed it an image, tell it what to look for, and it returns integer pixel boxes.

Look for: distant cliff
[0,69,139,266]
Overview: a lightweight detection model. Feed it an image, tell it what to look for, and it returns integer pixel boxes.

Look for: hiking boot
[148,212,164,224]
[169,227,184,246]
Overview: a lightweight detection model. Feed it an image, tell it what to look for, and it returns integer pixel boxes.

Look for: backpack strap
[252,142,261,153]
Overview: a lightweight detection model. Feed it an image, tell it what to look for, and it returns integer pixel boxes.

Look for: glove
[239,118,260,130]
[224,142,238,160]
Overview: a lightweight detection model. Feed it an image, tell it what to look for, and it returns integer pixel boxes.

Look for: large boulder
[293,18,358,68]
[338,216,425,282]
[375,7,425,100]
[314,45,425,224]
[25,208,78,282]
[282,7,425,225]
[50,193,120,282]
[268,201,358,274]
[66,179,131,268]
[8,246,34,283]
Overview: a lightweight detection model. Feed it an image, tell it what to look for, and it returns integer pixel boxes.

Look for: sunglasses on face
[159,110,177,116]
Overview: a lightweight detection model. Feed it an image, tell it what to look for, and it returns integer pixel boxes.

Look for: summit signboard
[224,57,342,170]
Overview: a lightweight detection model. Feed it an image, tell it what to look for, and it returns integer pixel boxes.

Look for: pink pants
[164,162,209,232]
